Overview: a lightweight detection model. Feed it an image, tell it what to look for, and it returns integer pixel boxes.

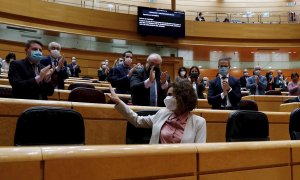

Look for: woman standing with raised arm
[108,80,206,144]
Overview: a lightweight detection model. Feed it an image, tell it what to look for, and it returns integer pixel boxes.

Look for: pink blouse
[288,82,300,96]
[160,112,189,144]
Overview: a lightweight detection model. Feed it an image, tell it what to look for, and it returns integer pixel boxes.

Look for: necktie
[54,60,58,67]
[221,77,227,107]
[150,81,157,106]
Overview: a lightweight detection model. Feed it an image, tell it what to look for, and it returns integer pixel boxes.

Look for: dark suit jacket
[98,69,108,81]
[191,80,205,99]
[8,58,54,100]
[239,75,249,88]
[108,64,131,94]
[130,68,167,107]
[40,56,68,89]
[285,97,300,103]
[68,64,81,77]
[208,76,241,110]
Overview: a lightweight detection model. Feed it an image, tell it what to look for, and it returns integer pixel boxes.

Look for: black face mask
[190,72,199,79]
[147,65,161,77]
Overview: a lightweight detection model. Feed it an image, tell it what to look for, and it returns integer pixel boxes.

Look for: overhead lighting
[251,52,255,54]
[293,52,297,54]
[198,66,202,68]
[272,52,276,54]
[269,67,272,69]
[288,52,292,54]
[233,66,237,69]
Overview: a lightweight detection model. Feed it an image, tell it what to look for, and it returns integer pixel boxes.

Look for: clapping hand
[128,65,137,78]
[107,84,121,104]
[39,65,51,80]
[44,66,55,81]
[222,81,230,96]
[58,56,65,68]
[197,76,202,84]
[160,71,168,84]
[255,76,260,84]
[149,66,156,82]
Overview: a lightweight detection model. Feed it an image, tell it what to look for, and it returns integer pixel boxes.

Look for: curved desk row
[0,141,299,180]
[0,98,291,146]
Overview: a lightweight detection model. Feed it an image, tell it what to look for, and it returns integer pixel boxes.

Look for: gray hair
[254,66,261,70]
[218,57,231,66]
[147,53,162,64]
[48,42,61,50]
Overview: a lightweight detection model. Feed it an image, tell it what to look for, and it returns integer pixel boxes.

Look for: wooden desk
[0,147,42,180]
[42,144,197,180]
[242,95,297,112]
[280,102,300,112]
[0,98,292,145]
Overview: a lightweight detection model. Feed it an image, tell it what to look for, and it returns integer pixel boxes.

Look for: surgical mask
[71,60,76,64]
[254,70,261,76]
[124,58,132,66]
[105,61,109,65]
[164,96,177,111]
[279,76,283,80]
[180,71,186,77]
[102,65,107,69]
[269,75,273,79]
[50,50,60,59]
[203,80,207,87]
[219,67,229,76]
[30,50,43,64]
[244,72,248,76]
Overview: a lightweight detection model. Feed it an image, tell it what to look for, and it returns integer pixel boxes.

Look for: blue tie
[150,81,157,106]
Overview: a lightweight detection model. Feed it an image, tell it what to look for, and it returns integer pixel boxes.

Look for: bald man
[130,53,168,107]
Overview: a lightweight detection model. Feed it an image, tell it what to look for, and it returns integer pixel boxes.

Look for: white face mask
[50,50,60,59]
[164,96,177,111]
[180,71,186,77]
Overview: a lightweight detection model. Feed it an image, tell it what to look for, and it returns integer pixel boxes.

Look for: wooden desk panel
[280,103,300,112]
[0,147,42,180]
[197,141,290,173]
[200,166,291,180]
[243,95,297,112]
[42,145,197,180]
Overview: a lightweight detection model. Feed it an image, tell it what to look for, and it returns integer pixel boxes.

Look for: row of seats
[0,98,293,145]
[12,106,300,146]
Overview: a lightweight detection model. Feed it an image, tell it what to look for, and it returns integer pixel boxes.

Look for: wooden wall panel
[0,0,300,47]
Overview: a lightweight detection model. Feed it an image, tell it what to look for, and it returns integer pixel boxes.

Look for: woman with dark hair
[188,66,205,99]
[175,67,188,82]
[266,71,275,91]
[2,52,16,73]
[108,80,206,144]
[288,72,300,96]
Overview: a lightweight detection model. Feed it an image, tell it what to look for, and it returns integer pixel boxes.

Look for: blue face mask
[30,50,43,63]
[269,75,273,79]
[219,67,229,76]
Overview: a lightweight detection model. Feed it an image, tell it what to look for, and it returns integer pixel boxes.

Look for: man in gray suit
[246,66,267,95]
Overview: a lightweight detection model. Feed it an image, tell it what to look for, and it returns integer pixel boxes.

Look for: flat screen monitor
[137,7,185,38]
